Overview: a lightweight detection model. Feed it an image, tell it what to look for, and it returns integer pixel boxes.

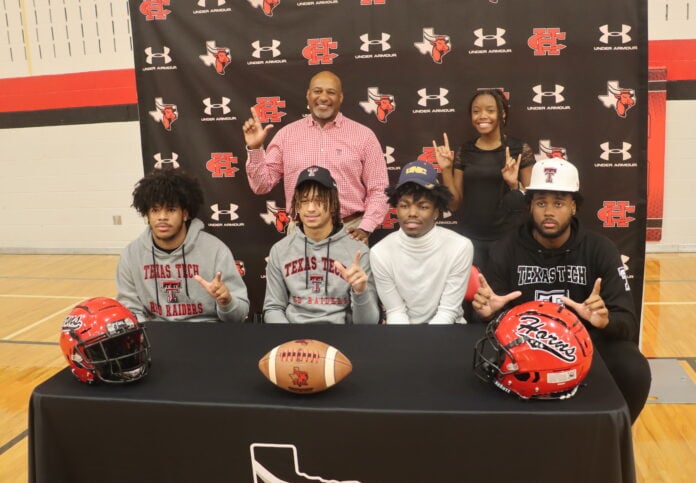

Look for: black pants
[591,334,652,424]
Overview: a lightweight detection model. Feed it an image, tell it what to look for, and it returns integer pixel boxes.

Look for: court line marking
[1,303,77,341]
[0,430,27,457]
[643,301,696,306]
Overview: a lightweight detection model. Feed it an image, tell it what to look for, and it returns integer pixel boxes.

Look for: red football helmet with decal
[473,300,593,399]
[59,297,151,384]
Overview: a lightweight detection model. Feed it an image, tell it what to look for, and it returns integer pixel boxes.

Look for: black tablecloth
[29,322,635,483]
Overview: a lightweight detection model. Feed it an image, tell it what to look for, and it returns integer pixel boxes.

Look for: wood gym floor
[0,253,694,482]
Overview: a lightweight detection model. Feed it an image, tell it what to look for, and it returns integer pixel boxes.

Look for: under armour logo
[305,167,320,177]
[360,33,391,52]
[417,88,449,107]
[532,84,565,104]
[153,152,179,169]
[600,142,632,161]
[251,40,281,58]
[211,203,240,221]
[202,97,231,115]
[144,46,172,64]
[384,146,395,165]
[473,28,506,48]
[198,0,225,6]
[599,24,631,44]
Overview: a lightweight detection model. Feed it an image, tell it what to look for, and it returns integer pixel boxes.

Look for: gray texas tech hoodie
[263,226,379,324]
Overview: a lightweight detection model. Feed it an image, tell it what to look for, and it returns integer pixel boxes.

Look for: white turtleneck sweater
[370,225,474,324]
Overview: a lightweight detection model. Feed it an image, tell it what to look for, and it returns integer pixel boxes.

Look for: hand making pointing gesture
[242,106,275,150]
[561,278,609,329]
[334,251,368,294]
[194,272,232,306]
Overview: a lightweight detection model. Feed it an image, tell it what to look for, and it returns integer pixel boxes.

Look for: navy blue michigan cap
[396,161,439,189]
[295,165,337,190]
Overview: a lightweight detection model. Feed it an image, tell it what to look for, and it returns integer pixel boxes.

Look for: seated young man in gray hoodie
[263,166,379,324]
[116,169,249,322]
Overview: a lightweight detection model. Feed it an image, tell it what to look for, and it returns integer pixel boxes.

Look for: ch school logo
[528,27,566,55]
[302,38,338,65]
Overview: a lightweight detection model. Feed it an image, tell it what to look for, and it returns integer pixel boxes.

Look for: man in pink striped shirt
[243,70,389,243]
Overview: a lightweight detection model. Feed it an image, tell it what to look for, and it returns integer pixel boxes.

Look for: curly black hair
[386,182,453,214]
[131,169,204,218]
[291,181,342,226]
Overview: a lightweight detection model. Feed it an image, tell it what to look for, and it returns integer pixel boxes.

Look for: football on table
[258,339,352,394]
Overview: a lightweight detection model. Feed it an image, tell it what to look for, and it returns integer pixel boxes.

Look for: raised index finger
[443,132,450,150]
[249,106,261,123]
[353,250,362,268]
[591,277,602,296]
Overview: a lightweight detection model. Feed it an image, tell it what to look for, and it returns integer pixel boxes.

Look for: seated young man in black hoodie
[263,166,379,324]
[472,158,651,423]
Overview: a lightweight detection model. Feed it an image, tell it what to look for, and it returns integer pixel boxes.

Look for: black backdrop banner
[129,0,647,319]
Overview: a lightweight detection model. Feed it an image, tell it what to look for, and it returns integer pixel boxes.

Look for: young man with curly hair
[116,169,249,322]
[370,161,474,324]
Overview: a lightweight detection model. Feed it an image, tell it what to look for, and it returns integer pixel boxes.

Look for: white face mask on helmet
[526,158,580,193]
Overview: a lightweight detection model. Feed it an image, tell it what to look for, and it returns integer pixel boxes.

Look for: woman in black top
[434,89,535,271]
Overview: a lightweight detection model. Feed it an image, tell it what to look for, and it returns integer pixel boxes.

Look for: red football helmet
[59,297,151,384]
[473,300,593,399]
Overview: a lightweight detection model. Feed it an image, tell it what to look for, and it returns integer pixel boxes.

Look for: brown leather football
[258,339,352,394]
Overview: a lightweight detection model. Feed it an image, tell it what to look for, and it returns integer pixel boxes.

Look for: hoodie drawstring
[181,243,190,297]
[151,246,160,308]
[304,237,309,290]
[325,238,331,295]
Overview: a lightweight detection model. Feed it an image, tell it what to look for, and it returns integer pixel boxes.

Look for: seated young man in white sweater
[370,161,474,324]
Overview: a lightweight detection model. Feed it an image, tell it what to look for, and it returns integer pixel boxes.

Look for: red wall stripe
[648,39,696,81]
[0,69,137,113]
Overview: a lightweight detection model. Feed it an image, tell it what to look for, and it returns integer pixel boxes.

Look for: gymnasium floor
[0,253,694,482]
